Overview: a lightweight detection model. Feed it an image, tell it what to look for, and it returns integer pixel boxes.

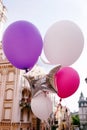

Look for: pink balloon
[55,67,80,98]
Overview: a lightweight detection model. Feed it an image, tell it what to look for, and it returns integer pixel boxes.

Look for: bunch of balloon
[54,66,80,98]
[2,20,53,121]
[31,92,53,120]
[2,19,85,120]
[2,20,43,71]
[43,20,84,98]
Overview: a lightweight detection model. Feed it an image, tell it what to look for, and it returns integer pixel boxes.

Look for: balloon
[44,20,84,66]
[2,20,43,70]
[31,92,53,120]
[55,67,80,98]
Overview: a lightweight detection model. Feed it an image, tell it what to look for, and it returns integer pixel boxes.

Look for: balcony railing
[19,97,31,108]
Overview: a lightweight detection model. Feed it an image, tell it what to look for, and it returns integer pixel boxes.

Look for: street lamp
[85,77,87,83]
[80,125,83,130]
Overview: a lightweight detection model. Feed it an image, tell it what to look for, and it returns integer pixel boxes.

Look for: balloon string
[25,69,29,73]
[59,98,62,103]
[40,56,51,65]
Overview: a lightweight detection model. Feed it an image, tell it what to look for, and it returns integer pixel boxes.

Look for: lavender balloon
[2,20,43,70]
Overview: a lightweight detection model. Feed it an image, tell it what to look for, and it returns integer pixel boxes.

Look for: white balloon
[44,20,84,66]
[31,92,53,120]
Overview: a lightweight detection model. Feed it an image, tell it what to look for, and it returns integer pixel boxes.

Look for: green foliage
[71,115,80,126]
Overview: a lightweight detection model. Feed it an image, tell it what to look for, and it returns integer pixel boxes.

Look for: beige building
[0,1,39,130]
[0,44,53,130]
[54,101,71,130]
[0,44,31,130]
[0,0,6,41]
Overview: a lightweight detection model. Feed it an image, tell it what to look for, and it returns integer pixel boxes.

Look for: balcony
[19,97,31,108]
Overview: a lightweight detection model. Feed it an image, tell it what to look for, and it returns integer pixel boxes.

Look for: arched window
[20,108,30,122]
[5,89,13,100]
[7,71,14,81]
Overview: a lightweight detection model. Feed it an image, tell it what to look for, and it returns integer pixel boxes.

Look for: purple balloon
[2,20,43,70]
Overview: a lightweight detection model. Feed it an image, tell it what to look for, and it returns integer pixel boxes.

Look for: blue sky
[2,0,87,112]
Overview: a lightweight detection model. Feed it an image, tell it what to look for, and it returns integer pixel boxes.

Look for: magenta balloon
[2,20,43,70]
[55,67,80,98]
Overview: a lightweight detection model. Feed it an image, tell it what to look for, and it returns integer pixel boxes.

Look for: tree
[71,115,80,126]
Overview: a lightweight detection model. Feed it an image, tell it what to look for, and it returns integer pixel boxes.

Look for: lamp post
[80,125,83,130]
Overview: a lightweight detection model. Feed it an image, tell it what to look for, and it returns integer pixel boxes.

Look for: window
[81,103,83,107]
[4,108,11,120]
[0,72,2,82]
[5,89,13,100]
[7,72,14,81]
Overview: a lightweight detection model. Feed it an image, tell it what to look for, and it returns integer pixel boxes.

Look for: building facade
[0,1,40,129]
[0,44,30,130]
[0,0,6,41]
[78,92,87,129]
